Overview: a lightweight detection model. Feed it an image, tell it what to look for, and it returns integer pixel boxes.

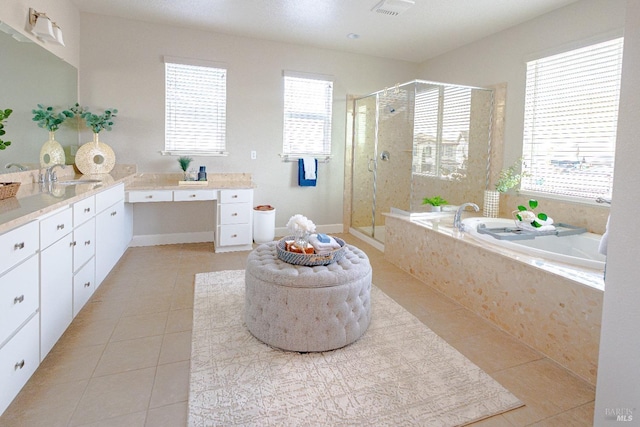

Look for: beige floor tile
[149,361,190,409]
[0,379,88,427]
[529,401,595,426]
[466,414,514,426]
[121,294,174,317]
[94,336,163,377]
[31,344,105,386]
[55,315,120,349]
[110,312,169,342]
[448,328,543,374]
[159,331,193,365]
[415,306,500,342]
[145,401,188,427]
[165,308,194,333]
[70,367,156,426]
[74,410,147,427]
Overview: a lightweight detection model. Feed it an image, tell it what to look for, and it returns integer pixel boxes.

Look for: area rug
[188,270,523,426]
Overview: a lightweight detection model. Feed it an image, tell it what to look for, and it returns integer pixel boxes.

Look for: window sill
[160,150,228,157]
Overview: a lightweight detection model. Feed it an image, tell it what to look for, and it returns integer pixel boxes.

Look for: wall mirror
[0,22,78,174]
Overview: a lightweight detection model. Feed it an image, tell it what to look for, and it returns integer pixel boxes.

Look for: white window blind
[283,72,333,156]
[413,86,471,178]
[521,37,624,200]
[165,58,227,154]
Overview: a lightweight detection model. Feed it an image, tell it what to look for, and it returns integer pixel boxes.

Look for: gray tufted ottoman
[245,241,372,352]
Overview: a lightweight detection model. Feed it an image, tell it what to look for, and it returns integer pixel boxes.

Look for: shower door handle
[367,157,374,172]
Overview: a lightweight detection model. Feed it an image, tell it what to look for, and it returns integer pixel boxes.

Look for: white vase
[39,131,66,168]
[75,133,116,174]
[483,190,500,218]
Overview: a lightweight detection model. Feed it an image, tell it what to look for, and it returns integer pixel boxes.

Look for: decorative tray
[276,235,346,266]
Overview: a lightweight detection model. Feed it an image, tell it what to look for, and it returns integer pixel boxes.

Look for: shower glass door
[351,94,377,239]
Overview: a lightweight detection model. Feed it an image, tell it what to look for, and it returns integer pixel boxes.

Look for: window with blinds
[521,37,624,200]
[283,73,333,156]
[413,85,472,179]
[164,58,227,155]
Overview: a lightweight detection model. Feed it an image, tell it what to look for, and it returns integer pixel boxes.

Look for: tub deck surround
[384,213,603,385]
[0,165,137,235]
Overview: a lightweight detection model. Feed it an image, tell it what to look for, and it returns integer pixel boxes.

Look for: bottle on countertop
[198,166,207,181]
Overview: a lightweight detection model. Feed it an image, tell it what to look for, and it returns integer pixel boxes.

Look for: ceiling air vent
[371,0,415,16]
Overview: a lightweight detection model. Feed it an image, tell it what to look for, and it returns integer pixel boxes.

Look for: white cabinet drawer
[219,189,252,204]
[0,313,39,415]
[73,195,96,226]
[0,221,38,274]
[73,218,95,272]
[73,260,95,318]
[173,189,217,202]
[0,256,38,347]
[96,183,124,212]
[218,224,252,246]
[220,203,251,225]
[40,208,73,249]
[126,190,172,203]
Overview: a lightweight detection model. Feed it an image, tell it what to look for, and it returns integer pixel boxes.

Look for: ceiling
[70,0,579,63]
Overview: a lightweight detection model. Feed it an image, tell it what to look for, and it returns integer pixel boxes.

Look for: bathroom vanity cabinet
[0,179,132,415]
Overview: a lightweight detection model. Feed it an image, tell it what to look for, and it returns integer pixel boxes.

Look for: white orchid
[287,214,316,235]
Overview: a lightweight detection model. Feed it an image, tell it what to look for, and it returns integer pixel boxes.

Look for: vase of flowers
[286,214,316,252]
[486,158,528,218]
[74,107,118,174]
[32,104,73,168]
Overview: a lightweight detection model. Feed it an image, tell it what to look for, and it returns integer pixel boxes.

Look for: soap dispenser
[198,166,207,181]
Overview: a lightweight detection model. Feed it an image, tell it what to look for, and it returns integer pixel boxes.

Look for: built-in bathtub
[461,217,606,271]
[383,212,603,385]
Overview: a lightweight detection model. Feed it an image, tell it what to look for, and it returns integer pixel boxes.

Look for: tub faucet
[5,163,27,171]
[44,163,66,183]
[453,202,480,231]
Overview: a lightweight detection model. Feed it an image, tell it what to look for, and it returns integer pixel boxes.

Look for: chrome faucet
[44,163,66,183]
[453,202,480,231]
[5,163,27,171]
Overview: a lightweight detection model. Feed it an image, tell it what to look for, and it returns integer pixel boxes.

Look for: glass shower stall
[350,80,493,244]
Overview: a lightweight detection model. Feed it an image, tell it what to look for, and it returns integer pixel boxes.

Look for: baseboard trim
[129,231,215,247]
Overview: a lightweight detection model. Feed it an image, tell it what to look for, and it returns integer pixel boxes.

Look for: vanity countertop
[0,166,137,235]
[127,173,255,191]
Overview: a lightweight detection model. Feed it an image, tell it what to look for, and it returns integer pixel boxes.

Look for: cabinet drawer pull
[84,207,91,213]
[231,234,238,238]
[110,211,117,216]
[231,212,238,216]
[70,241,77,247]
[14,242,25,250]
[189,194,197,198]
[145,195,153,199]
[57,224,65,230]
[84,281,91,288]
[231,194,238,198]
[14,360,25,370]
[85,240,91,246]
[14,295,24,304]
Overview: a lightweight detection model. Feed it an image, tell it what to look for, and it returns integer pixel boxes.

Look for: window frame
[163,56,228,156]
[282,70,334,158]
[519,36,624,202]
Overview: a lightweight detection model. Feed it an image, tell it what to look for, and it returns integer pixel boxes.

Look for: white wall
[417,0,626,169]
[594,1,640,424]
[78,13,418,232]
[0,0,80,68]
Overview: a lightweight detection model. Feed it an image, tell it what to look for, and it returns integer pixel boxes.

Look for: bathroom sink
[55,179,103,186]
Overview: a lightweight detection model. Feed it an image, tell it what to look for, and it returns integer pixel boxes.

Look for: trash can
[253,205,276,243]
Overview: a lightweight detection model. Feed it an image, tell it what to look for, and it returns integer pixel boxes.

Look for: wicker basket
[276,235,346,266]
[0,182,20,200]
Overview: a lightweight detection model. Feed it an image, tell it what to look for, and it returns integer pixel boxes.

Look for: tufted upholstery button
[244,241,372,352]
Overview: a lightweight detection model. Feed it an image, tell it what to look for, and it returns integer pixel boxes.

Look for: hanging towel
[298,158,317,187]
[302,156,317,180]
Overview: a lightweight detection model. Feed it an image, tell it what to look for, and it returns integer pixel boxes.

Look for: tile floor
[0,234,595,426]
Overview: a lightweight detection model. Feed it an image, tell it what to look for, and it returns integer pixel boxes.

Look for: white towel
[598,215,610,256]
[516,221,556,233]
[309,234,341,254]
[302,157,316,180]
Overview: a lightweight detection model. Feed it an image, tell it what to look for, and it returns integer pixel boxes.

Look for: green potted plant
[178,156,193,181]
[422,195,448,212]
[485,158,528,218]
[0,108,13,150]
[32,105,73,167]
[80,108,118,134]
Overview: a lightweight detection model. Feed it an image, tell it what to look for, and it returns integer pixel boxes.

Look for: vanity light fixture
[28,8,64,46]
